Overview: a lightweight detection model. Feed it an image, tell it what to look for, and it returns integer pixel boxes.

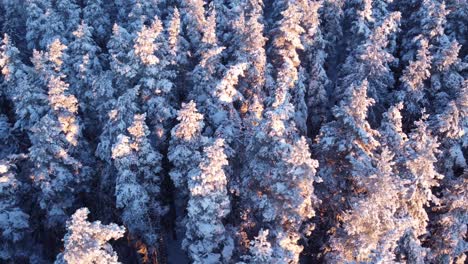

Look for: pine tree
[96,87,140,190]
[168,101,207,232]
[0,156,30,262]
[0,44,48,133]
[397,37,432,120]
[112,113,165,256]
[83,0,112,45]
[54,0,81,42]
[396,116,444,262]
[229,1,267,131]
[133,17,177,148]
[55,208,125,264]
[241,92,319,262]
[29,40,91,227]
[326,148,409,263]
[0,0,27,53]
[65,22,103,117]
[428,171,467,264]
[25,0,64,50]
[336,12,401,124]
[315,79,380,255]
[183,138,232,264]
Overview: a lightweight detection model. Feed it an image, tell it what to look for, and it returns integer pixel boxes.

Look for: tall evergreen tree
[55,208,125,264]
[29,40,91,227]
[25,0,64,50]
[112,113,165,261]
[183,138,232,264]
[83,0,112,45]
[65,22,103,118]
[336,12,401,124]
[0,156,30,262]
[168,101,207,236]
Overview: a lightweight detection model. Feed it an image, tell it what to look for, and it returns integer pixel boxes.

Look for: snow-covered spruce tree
[31,38,68,87]
[54,0,81,42]
[315,79,380,246]
[188,2,225,104]
[325,148,409,263]
[240,91,320,263]
[107,23,135,94]
[126,0,162,33]
[55,208,125,264]
[396,116,444,262]
[165,7,189,69]
[299,0,331,138]
[0,156,30,262]
[379,103,408,163]
[187,4,247,154]
[111,113,165,260]
[0,115,18,159]
[336,12,401,124]
[25,0,64,50]
[341,0,374,54]
[96,87,140,191]
[269,0,304,97]
[183,138,232,264]
[397,37,432,121]
[179,0,209,53]
[0,34,28,101]
[399,0,448,64]
[132,16,176,148]
[428,171,467,264]
[0,0,27,53]
[83,0,112,45]
[293,67,308,135]
[29,40,91,227]
[320,0,345,77]
[229,0,267,131]
[168,101,207,231]
[445,0,467,54]
[399,0,463,111]
[0,36,48,132]
[65,22,103,117]
[429,80,467,180]
[113,0,135,25]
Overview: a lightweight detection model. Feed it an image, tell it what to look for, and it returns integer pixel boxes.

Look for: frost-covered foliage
[55,208,125,264]
[0,1,466,263]
[83,0,111,44]
[317,80,380,209]
[183,138,232,264]
[240,88,320,263]
[112,113,165,249]
[0,156,29,261]
[65,22,103,113]
[326,148,408,263]
[28,40,92,227]
[168,101,206,197]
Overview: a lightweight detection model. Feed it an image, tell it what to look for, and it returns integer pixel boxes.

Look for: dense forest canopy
[0,0,466,263]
